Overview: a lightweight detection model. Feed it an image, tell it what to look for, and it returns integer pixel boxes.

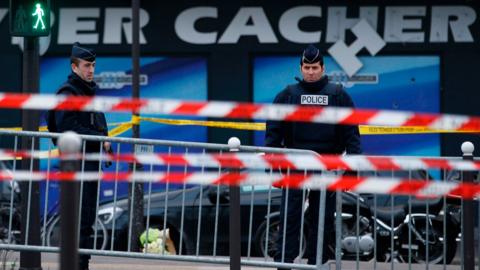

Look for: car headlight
[98,206,124,224]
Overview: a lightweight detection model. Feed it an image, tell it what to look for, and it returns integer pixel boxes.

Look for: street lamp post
[129,0,144,252]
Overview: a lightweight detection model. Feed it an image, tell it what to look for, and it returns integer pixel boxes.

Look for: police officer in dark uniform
[266,45,362,268]
[52,42,109,270]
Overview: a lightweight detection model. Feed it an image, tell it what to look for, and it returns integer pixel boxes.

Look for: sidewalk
[2,253,271,270]
[0,252,464,270]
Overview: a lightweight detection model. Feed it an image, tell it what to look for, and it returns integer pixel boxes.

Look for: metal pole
[129,0,144,252]
[58,132,82,270]
[316,188,326,269]
[20,36,42,270]
[228,137,241,270]
[461,142,475,270]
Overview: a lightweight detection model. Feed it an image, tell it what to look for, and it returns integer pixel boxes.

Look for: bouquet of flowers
[139,228,176,255]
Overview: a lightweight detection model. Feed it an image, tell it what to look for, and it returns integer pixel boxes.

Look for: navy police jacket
[265,76,362,154]
[53,72,108,153]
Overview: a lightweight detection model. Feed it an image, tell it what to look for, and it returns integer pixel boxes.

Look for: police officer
[52,42,110,270]
[265,44,362,267]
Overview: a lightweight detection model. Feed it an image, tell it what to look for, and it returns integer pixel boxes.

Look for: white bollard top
[461,141,475,156]
[228,137,241,152]
[57,131,82,154]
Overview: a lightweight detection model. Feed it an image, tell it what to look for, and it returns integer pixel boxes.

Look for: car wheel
[45,216,108,250]
[254,218,307,259]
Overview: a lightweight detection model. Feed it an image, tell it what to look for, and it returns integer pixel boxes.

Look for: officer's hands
[104,142,111,152]
[104,142,113,168]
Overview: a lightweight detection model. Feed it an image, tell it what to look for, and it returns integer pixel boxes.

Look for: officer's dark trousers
[79,161,99,270]
[274,188,336,269]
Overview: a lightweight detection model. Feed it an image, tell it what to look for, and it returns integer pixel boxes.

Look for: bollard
[461,142,475,270]
[58,132,82,270]
[228,137,241,270]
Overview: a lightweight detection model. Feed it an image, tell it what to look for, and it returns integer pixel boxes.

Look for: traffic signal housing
[9,0,51,37]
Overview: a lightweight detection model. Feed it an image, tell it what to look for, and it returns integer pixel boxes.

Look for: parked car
[45,169,464,260]
[44,184,283,256]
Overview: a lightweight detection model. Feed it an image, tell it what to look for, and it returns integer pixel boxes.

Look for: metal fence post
[58,132,82,270]
[19,34,42,270]
[461,141,475,270]
[228,137,241,270]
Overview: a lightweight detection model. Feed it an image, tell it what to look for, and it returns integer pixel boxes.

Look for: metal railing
[0,129,478,270]
[0,129,320,269]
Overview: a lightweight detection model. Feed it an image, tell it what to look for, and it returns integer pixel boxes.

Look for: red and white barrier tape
[0,171,477,199]
[1,93,480,131]
[1,150,479,171]
[107,152,480,171]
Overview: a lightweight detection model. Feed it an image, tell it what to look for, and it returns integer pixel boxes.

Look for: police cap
[301,44,323,65]
[71,42,96,62]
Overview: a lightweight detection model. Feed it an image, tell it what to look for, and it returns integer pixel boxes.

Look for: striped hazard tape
[0,122,129,137]
[1,150,479,171]
[0,171,478,199]
[92,152,480,171]
[3,122,478,136]
[136,117,480,134]
[2,117,479,135]
[1,93,480,131]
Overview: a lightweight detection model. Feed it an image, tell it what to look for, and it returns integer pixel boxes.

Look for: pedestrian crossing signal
[9,0,51,37]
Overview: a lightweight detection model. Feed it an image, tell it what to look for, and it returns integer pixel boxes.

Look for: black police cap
[301,44,323,65]
[71,42,96,62]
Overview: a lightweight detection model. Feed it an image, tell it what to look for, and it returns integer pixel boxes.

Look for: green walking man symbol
[32,3,45,30]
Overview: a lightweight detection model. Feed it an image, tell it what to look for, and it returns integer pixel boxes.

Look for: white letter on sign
[430,6,476,43]
[328,20,386,77]
[326,6,378,43]
[175,7,218,45]
[279,6,322,43]
[219,7,278,44]
[103,8,149,44]
[0,9,7,25]
[58,8,100,44]
[384,7,426,43]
